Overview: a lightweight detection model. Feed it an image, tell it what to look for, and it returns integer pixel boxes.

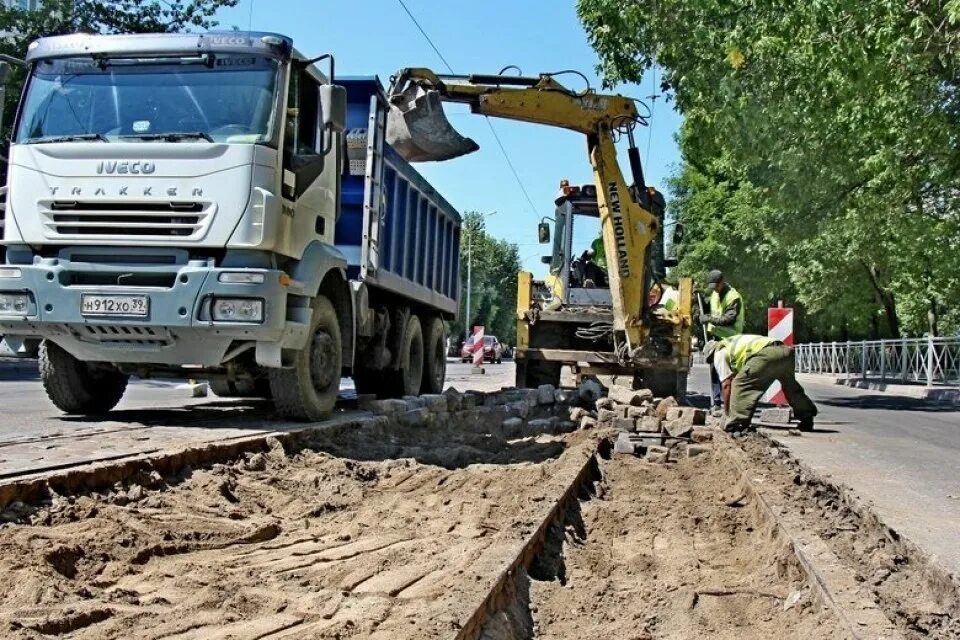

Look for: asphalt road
[2,357,957,577]
[686,362,960,577]
[0,359,517,474]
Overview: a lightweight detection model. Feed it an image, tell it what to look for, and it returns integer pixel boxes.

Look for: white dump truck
[0,32,461,419]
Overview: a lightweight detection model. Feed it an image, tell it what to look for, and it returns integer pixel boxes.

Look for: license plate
[81,294,149,317]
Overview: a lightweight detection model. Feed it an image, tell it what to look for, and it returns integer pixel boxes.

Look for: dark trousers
[710,364,722,407]
[729,345,818,423]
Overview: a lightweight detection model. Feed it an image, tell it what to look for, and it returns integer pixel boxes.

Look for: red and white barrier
[762,307,794,405]
[471,325,485,368]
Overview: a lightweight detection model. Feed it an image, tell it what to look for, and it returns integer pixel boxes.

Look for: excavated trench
[479,434,960,640]
[0,389,956,640]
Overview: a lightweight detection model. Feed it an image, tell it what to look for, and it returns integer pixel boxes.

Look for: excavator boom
[386,68,663,358]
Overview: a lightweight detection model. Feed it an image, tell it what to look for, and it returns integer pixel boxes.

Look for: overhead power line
[394,0,540,217]
[395,0,456,76]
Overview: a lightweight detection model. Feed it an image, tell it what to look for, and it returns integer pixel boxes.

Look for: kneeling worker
[703,334,817,432]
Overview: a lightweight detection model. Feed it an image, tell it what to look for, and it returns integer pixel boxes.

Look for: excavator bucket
[386,85,479,162]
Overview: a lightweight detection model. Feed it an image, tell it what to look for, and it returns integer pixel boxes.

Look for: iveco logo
[96,161,156,175]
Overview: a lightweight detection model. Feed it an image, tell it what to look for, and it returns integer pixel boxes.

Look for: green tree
[451,212,522,346]
[579,0,960,338]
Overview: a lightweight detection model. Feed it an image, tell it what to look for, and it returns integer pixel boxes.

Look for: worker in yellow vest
[699,270,745,414]
[703,334,817,432]
[590,236,606,270]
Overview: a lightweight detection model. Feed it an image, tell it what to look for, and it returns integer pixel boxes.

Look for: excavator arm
[386,69,661,357]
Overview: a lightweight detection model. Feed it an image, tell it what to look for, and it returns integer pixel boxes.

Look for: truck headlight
[218,272,265,284]
[0,293,29,315]
[212,298,264,323]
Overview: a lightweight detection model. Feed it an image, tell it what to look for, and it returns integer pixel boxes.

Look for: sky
[214,0,684,274]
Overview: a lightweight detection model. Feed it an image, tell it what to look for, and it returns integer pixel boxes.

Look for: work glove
[699,312,714,324]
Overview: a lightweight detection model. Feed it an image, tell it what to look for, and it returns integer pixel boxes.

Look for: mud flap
[386,86,479,162]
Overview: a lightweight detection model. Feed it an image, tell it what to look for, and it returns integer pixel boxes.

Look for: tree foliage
[580,0,960,338]
[450,212,521,347]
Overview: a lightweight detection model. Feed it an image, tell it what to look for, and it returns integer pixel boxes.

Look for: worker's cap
[702,340,718,362]
[707,269,723,285]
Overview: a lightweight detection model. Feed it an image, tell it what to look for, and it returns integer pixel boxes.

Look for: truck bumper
[0,258,306,368]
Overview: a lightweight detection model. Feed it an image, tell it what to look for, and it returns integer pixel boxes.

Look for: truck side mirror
[540,255,552,264]
[319,84,346,155]
[538,222,550,244]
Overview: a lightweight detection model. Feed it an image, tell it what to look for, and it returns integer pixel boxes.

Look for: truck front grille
[74,324,174,348]
[41,201,212,240]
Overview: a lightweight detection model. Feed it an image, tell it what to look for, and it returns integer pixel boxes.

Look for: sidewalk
[795,372,960,404]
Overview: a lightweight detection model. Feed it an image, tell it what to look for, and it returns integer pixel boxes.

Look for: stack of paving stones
[355,379,718,463]
[591,384,719,462]
[356,384,581,438]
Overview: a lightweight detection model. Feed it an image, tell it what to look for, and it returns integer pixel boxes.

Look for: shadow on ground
[818,394,960,413]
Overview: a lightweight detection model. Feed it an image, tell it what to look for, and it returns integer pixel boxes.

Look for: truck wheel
[421,315,446,394]
[516,358,562,389]
[39,340,128,414]
[386,315,424,397]
[269,295,341,421]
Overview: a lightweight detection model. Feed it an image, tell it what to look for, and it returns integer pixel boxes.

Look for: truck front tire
[270,295,341,421]
[39,340,128,414]
[421,315,446,394]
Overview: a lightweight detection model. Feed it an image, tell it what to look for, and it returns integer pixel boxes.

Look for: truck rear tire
[39,340,128,414]
[421,315,446,394]
[516,358,562,389]
[386,315,424,397]
[269,295,341,421]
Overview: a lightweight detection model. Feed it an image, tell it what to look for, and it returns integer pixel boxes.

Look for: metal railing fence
[794,337,960,386]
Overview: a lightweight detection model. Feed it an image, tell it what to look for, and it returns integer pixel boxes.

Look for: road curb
[0,411,368,509]
[454,437,605,640]
[796,373,960,404]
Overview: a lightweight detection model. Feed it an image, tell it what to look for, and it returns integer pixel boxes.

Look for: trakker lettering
[607,182,631,278]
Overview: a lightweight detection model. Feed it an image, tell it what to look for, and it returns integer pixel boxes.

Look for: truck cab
[0,32,460,418]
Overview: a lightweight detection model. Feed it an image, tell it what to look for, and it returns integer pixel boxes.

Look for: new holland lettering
[607,182,631,278]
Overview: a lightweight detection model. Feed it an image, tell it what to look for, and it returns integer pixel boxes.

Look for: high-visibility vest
[591,237,606,269]
[708,286,744,339]
[719,334,773,372]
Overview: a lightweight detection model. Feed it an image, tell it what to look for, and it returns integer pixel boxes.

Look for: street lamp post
[465,211,496,341]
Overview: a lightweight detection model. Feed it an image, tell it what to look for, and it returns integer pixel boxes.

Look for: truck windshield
[15,54,280,144]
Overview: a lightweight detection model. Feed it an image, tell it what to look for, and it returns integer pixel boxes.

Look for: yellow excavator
[386,69,693,396]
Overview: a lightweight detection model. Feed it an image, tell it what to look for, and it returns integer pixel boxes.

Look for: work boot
[722,417,751,433]
[710,405,723,418]
[797,416,815,432]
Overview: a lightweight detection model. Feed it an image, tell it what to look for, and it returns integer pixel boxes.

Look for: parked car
[460,335,503,364]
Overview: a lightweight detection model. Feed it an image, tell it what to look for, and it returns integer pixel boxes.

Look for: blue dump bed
[334,77,461,317]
